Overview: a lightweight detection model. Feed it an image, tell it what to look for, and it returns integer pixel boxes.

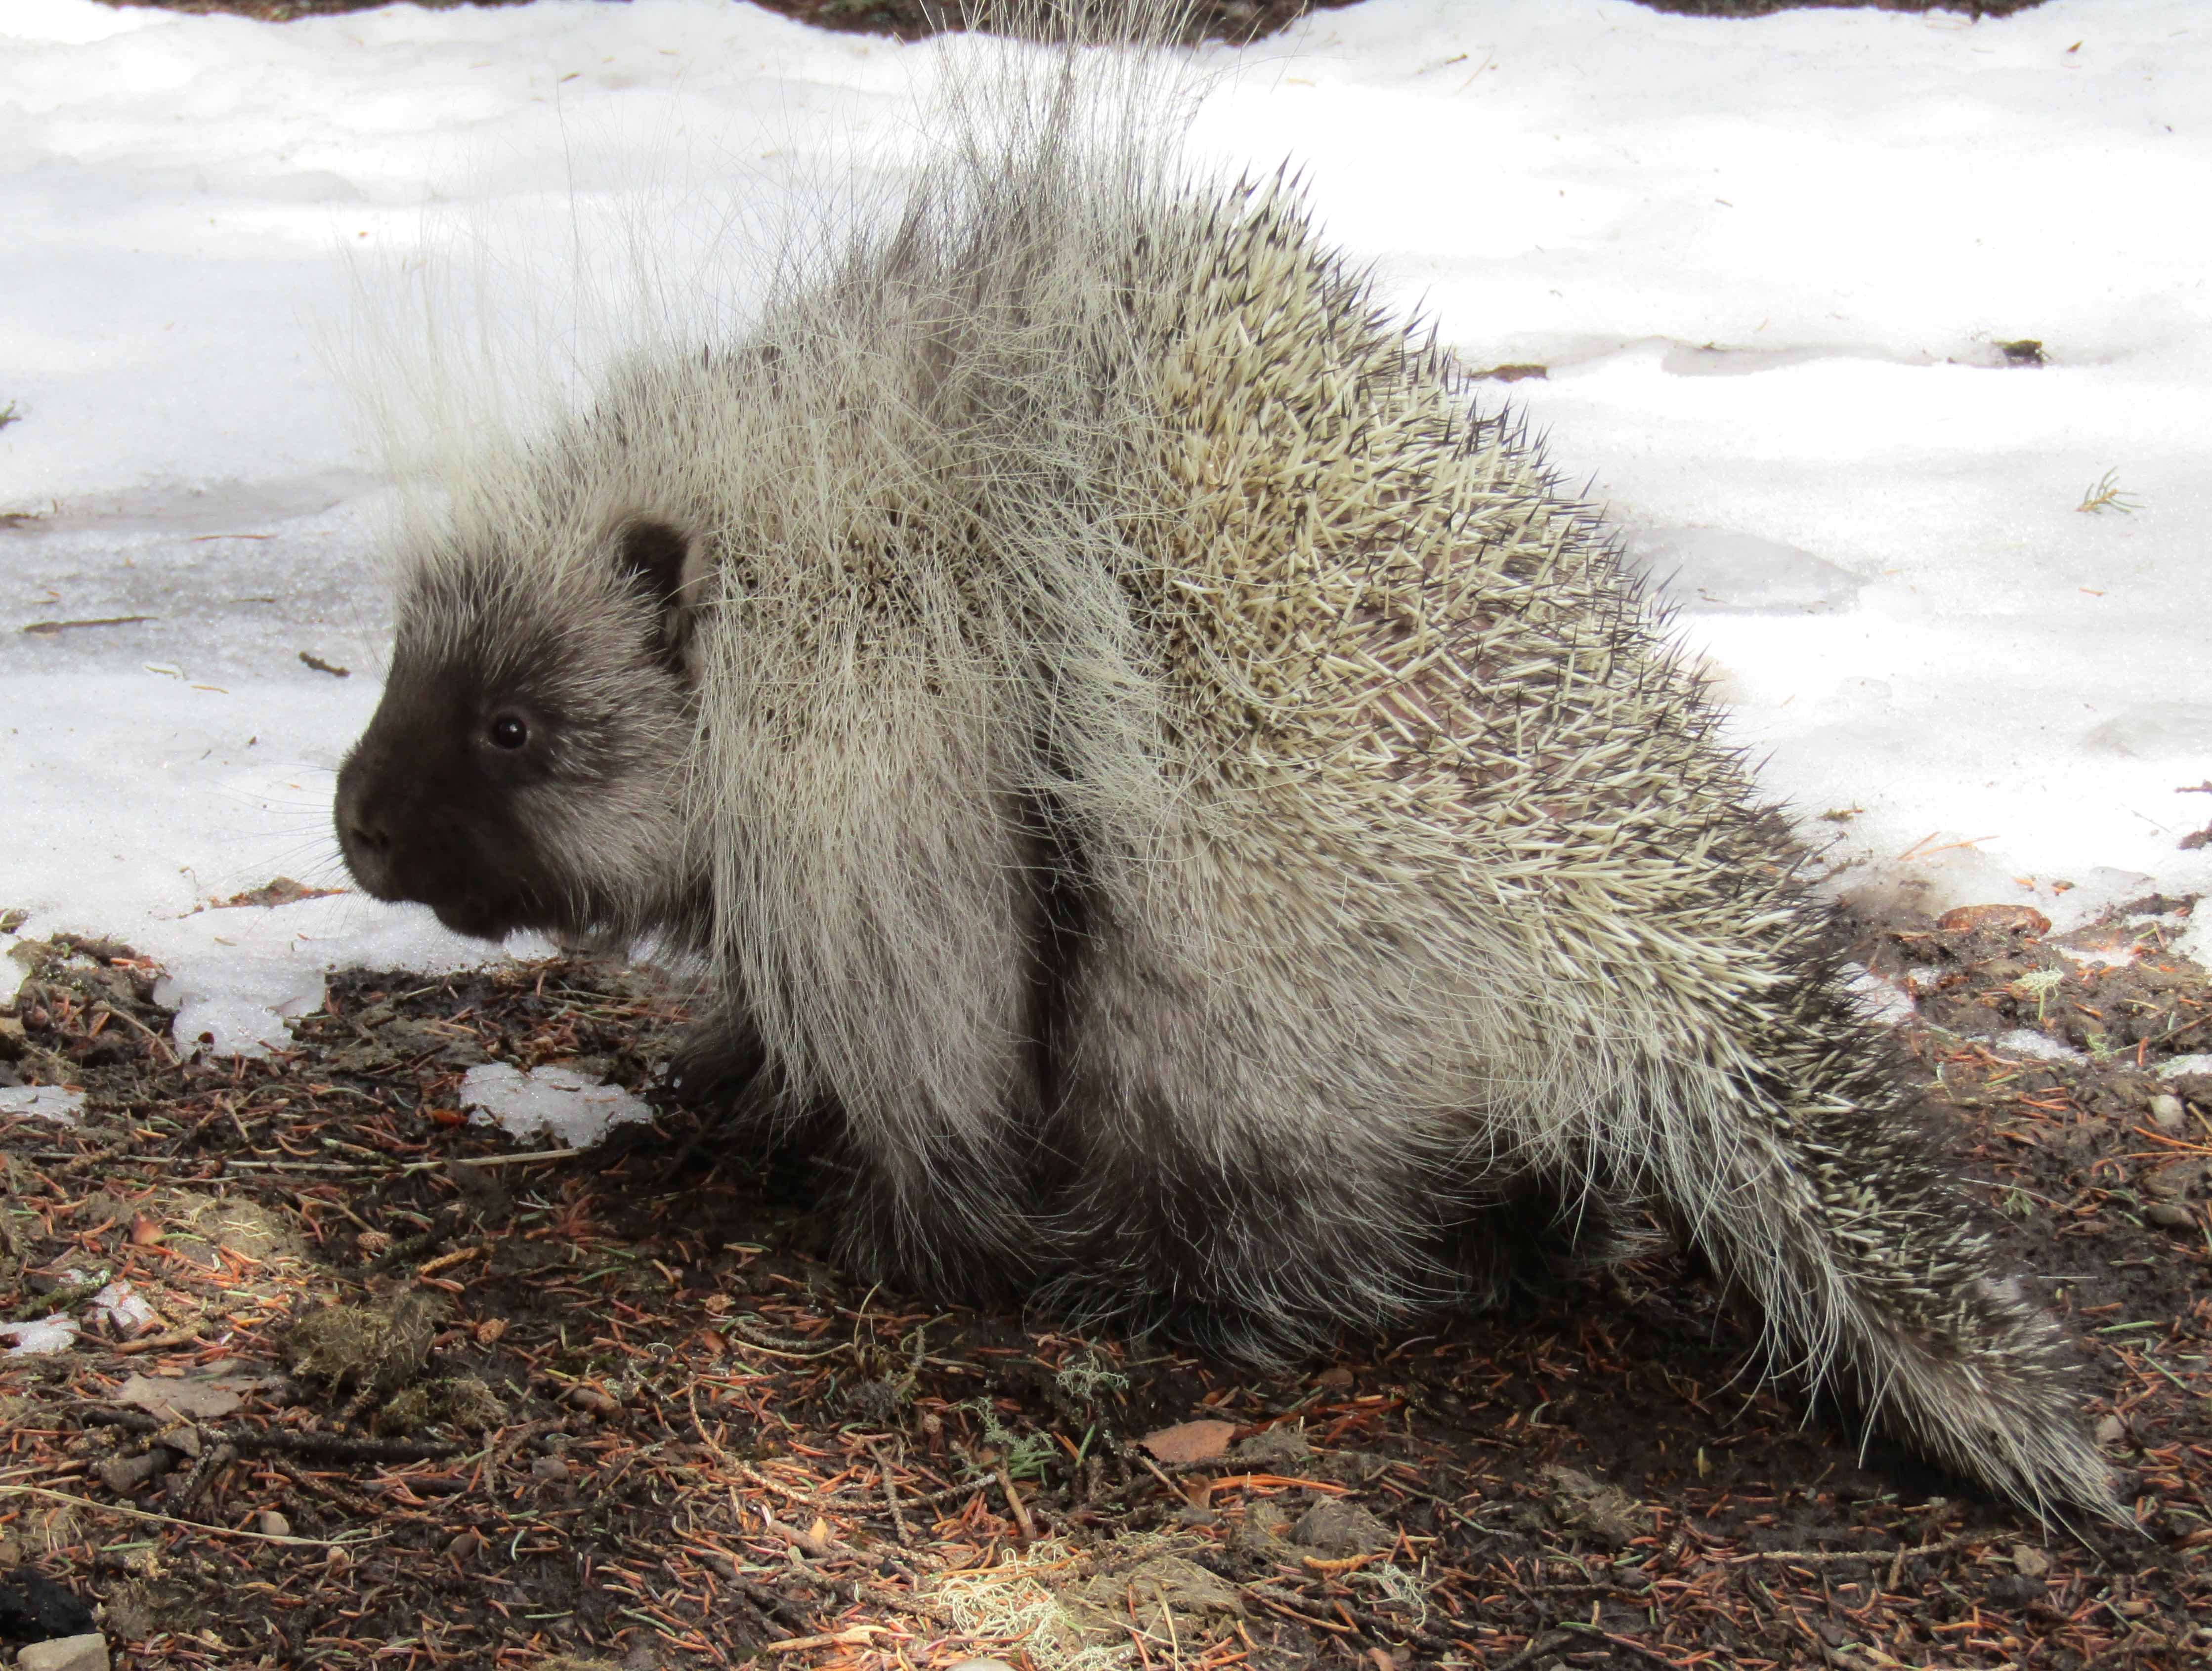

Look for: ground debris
[0,916,2206,1669]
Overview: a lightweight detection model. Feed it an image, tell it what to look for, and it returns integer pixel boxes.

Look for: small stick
[761,1626,887,1655]
[23,1148,584,1175]
[870,1441,913,1545]
[0,1483,375,1548]
[894,1474,994,1510]
[996,1462,1037,1544]
[165,1441,236,1515]
[1493,1629,1580,1671]
[1730,1534,1983,1567]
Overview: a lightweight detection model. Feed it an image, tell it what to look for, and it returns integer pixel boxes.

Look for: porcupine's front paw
[665,1019,778,1128]
[827,1159,1046,1310]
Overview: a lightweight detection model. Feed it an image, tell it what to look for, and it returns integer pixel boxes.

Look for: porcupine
[330,4,2117,1517]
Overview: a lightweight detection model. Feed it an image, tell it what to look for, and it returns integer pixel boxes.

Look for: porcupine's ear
[612,516,709,676]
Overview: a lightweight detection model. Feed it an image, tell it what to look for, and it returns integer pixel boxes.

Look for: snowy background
[3,0,2208,1060]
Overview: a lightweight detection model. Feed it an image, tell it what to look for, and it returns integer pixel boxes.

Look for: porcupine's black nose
[332,752,398,898]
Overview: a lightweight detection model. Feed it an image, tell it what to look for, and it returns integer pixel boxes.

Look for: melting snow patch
[2173,916,2212,973]
[460,1062,653,1148]
[155,957,328,1059]
[0,1085,87,1125]
[89,1281,159,1338]
[1842,963,1914,1027]
[2,1313,78,1356]
[2159,1054,2212,1081]
[1992,1029,2085,1064]
[2050,942,2138,970]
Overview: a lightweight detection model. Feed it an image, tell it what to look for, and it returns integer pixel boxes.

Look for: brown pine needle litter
[2,894,2211,1669]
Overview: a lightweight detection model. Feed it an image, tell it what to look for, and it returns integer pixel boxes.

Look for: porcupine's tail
[1607,963,2122,1522]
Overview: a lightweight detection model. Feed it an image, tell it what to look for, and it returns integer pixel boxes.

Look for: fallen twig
[0,1482,377,1548]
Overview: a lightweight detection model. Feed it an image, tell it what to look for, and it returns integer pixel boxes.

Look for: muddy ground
[1,887,2207,1671]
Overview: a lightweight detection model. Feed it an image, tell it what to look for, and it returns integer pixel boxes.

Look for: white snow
[2161,1055,2212,1082]
[460,1062,654,1148]
[1991,1028,2087,1065]
[0,1085,87,1125]
[2,0,2209,1063]
[1,1313,79,1357]
[88,1279,160,1338]
[1842,963,1915,1028]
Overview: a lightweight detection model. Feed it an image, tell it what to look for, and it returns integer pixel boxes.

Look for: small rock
[1292,1497,1396,1556]
[2145,1202,2196,1230]
[2138,1159,2204,1200]
[563,1382,621,1416]
[1139,1420,1236,1466]
[2011,1544,2051,1578]
[96,1450,175,1495]
[530,1456,571,1484]
[1937,904,2051,937]
[2095,1414,2126,1446]
[17,1635,110,1671]
[2149,1093,2187,1131]
[945,1661,1018,1671]
[256,1509,291,1538]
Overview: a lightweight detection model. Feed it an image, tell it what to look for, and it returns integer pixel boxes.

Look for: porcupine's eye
[487,712,529,751]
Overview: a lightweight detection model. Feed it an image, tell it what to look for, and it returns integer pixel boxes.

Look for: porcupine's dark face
[333,517,705,946]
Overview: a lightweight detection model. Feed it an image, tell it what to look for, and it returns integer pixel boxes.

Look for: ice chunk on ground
[155,956,327,1059]
[0,1086,87,1125]
[460,1062,653,1148]
[2,1313,78,1356]
[1992,1029,2085,1064]
[88,1281,158,1337]
[1619,526,1865,615]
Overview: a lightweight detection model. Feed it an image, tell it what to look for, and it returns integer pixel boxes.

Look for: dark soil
[1,890,2207,1670]
[98,0,2048,37]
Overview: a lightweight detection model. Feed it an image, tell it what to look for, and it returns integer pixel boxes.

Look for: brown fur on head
[333,506,711,948]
